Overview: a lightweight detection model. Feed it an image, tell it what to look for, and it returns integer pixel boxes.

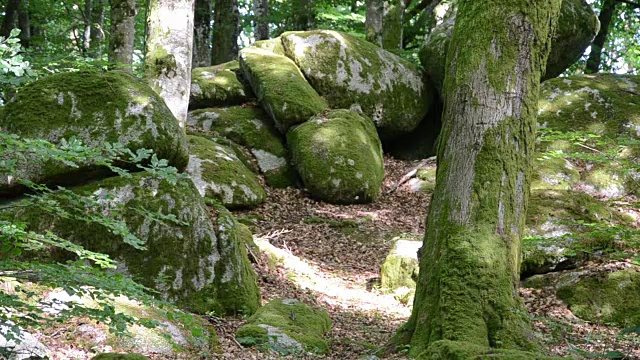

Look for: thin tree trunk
[89,0,106,57]
[108,0,137,70]
[585,0,616,73]
[17,0,29,47]
[366,0,403,49]
[83,0,92,52]
[145,0,195,128]
[2,0,30,47]
[211,0,239,64]
[292,0,314,30]
[254,0,269,40]
[192,0,211,67]
[392,0,562,356]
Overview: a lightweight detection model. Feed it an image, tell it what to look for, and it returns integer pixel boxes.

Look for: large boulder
[419,0,598,93]
[281,30,432,140]
[556,269,640,328]
[239,47,327,133]
[190,61,254,109]
[2,172,261,315]
[236,299,332,355]
[186,106,297,188]
[0,70,189,197]
[287,109,384,204]
[186,135,266,209]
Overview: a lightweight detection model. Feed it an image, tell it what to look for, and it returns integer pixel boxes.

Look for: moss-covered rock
[190,61,255,109]
[239,47,327,133]
[416,340,564,359]
[531,154,580,191]
[251,38,286,55]
[236,299,332,355]
[380,239,421,291]
[282,30,432,140]
[92,354,149,360]
[556,269,640,327]
[287,109,384,204]
[420,0,598,93]
[186,135,266,209]
[2,172,260,315]
[0,70,189,197]
[186,106,297,188]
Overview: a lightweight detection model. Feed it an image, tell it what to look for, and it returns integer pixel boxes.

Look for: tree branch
[406,0,441,21]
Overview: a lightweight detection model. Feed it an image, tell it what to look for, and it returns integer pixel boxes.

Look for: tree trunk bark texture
[212,0,239,65]
[145,0,195,128]
[397,0,562,357]
[108,0,137,69]
[366,0,404,49]
[585,0,616,74]
[254,0,269,40]
[2,0,30,47]
[192,0,212,67]
[89,0,106,57]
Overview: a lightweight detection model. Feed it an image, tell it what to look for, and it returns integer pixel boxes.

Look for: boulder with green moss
[380,239,421,292]
[419,0,598,93]
[2,172,260,315]
[0,70,189,197]
[281,30,432,140]
[236,299,332,355]
[186,106,297,188]
[190,61,254,109]
[239,47,327,133]
[531,154,581,191]
[186,135,266,209]
[251,38,286,55]
[556,269,640,327]
[287,109,384,204]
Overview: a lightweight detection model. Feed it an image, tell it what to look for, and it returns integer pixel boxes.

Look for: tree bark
[365,0,404,49]
[211,0,239,64]
[89,0,106,58]
[254,0,269,40]
[2,0,30,47]
[393,0,562,356]
[586,0,616,74]
[108,0,137,70]
[145,0,195,128]
[192,0,212,67]
[83,0,92,52]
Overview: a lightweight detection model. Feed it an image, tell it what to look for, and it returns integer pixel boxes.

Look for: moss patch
[282,30,432,140]
[92,354,149,360]
[186,135,266,209]
[287,109,384,204]
[190,60,254,109]
[380,239,421,292]
[239,47,327,133]
[251,38,286,55]
[417,340,564,359]
[531,153,580,191]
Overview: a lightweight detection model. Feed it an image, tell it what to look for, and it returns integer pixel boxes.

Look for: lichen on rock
[190,60,254,109]
[287,109,384,204]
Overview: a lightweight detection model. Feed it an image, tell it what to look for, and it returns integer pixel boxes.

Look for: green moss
[237,299,331,354]
[236,324,269,345]
[556,269,640,327]
[281,30,432,140]
[91,354,149,360]
[186,106,298,188]
[239,47,327,133]
[380,240,421,292]
[417,340,564,359]
[145,46,177,79]
[251,38,286,55]
[186,135,266,209]
[190,61,254,109]
[287,109,384,204]
[0,70,189,196]
[531,154,580,191]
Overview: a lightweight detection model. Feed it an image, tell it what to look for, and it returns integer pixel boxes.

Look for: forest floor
[210,156,640,360]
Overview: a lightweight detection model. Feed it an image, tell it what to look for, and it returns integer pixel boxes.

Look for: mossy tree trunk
[365,0,403,49]
[254,0,269,40]
[89,0,106,58]
[145,0,195,128]
[395,0,561,357]
[108,0,136,70]
[192,0,212,67]
[2,0,30,47]
[212,0,239,65]
[585,0,616,74]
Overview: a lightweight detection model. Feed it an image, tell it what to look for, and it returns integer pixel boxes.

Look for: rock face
[3,172,260,315]
[557,269,640,327]
[236,299,332,355]
[287,109,384,204]
[239,47,327,133]
[190,61,254,109]
[186,106,297,188]
[0,70,189,197]
[419,0,598,92]
[186,135,266,209]
[0,323,51,360]
[282,30,432,140]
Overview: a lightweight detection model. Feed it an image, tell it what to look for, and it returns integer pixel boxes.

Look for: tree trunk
[2,0,30,47]
[83,0,92,52]
[108,0,137,70]
[394,0,562,356]
[211,0,239,65]
[192,0,212,67]
[89,0,106,58]
[145,0,195,128]
[254,0,269,40]
[365,0,403,49]
[585,0,616,74]
[292,0,314,30]
[17,0,29,47]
